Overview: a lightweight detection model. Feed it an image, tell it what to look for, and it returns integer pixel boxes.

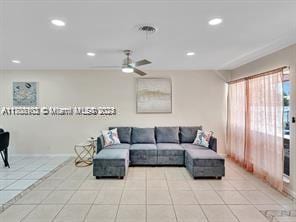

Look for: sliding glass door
[283,76,290,177]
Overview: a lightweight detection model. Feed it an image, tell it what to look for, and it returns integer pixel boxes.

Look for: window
[283,78,290,176]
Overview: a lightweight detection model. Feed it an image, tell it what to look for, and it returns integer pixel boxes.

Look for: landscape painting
[13,82,37,106]
[137,78,172,113]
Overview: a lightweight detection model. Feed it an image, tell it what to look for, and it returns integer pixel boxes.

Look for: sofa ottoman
[184,147,225,179]
[93,149,129,179]
[157,143,184,165]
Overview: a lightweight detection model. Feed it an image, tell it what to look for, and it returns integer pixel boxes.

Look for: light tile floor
[0,156,70,208]
[0,158,295,222]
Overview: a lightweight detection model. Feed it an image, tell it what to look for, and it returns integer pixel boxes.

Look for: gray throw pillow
[180,126,202,143]
[156,127,179,143]
[109,127,132,144]
[132,127,156,144]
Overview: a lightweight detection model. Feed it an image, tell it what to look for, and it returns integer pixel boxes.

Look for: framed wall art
[136,78,172,113]
[13,82,38,106]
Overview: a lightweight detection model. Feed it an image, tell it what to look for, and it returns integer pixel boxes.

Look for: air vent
[136,24,158,35]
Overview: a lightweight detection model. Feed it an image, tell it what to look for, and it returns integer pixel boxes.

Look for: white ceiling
[1,0,296,70]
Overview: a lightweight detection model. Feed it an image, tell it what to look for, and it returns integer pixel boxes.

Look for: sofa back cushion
[180,126,202,143]
[156,127,179,143]
[132,127,156,144]
[109,127,132,144]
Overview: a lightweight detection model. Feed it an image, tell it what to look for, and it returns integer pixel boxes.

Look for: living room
[0,1,295,222]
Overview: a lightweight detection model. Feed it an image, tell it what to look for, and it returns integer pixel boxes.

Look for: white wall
[231,44,296,197]
[0,70,228,155]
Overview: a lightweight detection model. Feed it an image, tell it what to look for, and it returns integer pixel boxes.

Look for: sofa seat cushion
[132,127,156,144]
[130,144,157,150]
[156,127,179,143]
[157,143,184,156]
[181,143,206,150]
[180,126,202,143]
[94,149,129,160]
[104,144,130,149]
[130,144,157,165]
[156,143,184,165]
[185,148,224,167]
[109,127,132,144]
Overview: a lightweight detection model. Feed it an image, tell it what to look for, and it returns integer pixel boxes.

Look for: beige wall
[0,70,228,155]
[232,44,296,79]
[231,44,296,197]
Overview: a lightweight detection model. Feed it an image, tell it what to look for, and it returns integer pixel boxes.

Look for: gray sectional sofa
[93,126,225,179]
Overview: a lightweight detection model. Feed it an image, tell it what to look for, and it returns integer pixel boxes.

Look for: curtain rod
[228,66,288,84]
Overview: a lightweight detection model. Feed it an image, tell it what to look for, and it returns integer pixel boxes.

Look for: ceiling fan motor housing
[123,50,133,67]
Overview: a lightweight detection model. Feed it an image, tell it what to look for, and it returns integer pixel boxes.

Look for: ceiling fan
[92,50,151,76]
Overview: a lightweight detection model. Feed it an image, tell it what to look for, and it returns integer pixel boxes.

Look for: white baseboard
[284,185,296,199]
[11,154,74,157]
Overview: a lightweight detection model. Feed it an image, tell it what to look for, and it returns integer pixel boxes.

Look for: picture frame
[13,82,38,107]
[136,78,172,113]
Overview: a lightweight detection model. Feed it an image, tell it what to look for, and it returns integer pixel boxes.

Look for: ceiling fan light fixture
[122,66,134,73]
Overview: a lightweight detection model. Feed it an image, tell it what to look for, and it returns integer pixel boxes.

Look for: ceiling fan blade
[133,67,147,76]
[134,59,151,67]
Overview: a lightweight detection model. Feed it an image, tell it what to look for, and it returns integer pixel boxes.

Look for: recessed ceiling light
[208,18,223,26]
[87,52,96,57]
[186,52,195,56]
[50,19,66,27]
[11,60,21,64]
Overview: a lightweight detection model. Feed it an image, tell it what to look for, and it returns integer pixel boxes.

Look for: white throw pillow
[193,130,213,148]
[102,128,121,147]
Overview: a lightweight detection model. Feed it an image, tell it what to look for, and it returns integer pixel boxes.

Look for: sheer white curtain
[227,69,284,191]
[227,81,246,165]
[246,71,283,190]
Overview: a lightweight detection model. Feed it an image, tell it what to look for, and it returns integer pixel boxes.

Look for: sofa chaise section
[93,148,129,179]
[183,144,225,179]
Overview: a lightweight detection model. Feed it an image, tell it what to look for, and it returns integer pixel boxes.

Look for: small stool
[93,149,129,179]
[74,142,95,167]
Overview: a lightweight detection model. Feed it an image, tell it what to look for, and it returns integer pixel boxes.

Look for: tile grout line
[3,159,296,222]
[0,157,73,214]
[81,171,96,222]
[51,173,87,221]
[145,168,148,222]
[18,188,56,221]
[113,170,127,222]
[38,159,90,221]
[165,168,185,222]
[221,163,281,221]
